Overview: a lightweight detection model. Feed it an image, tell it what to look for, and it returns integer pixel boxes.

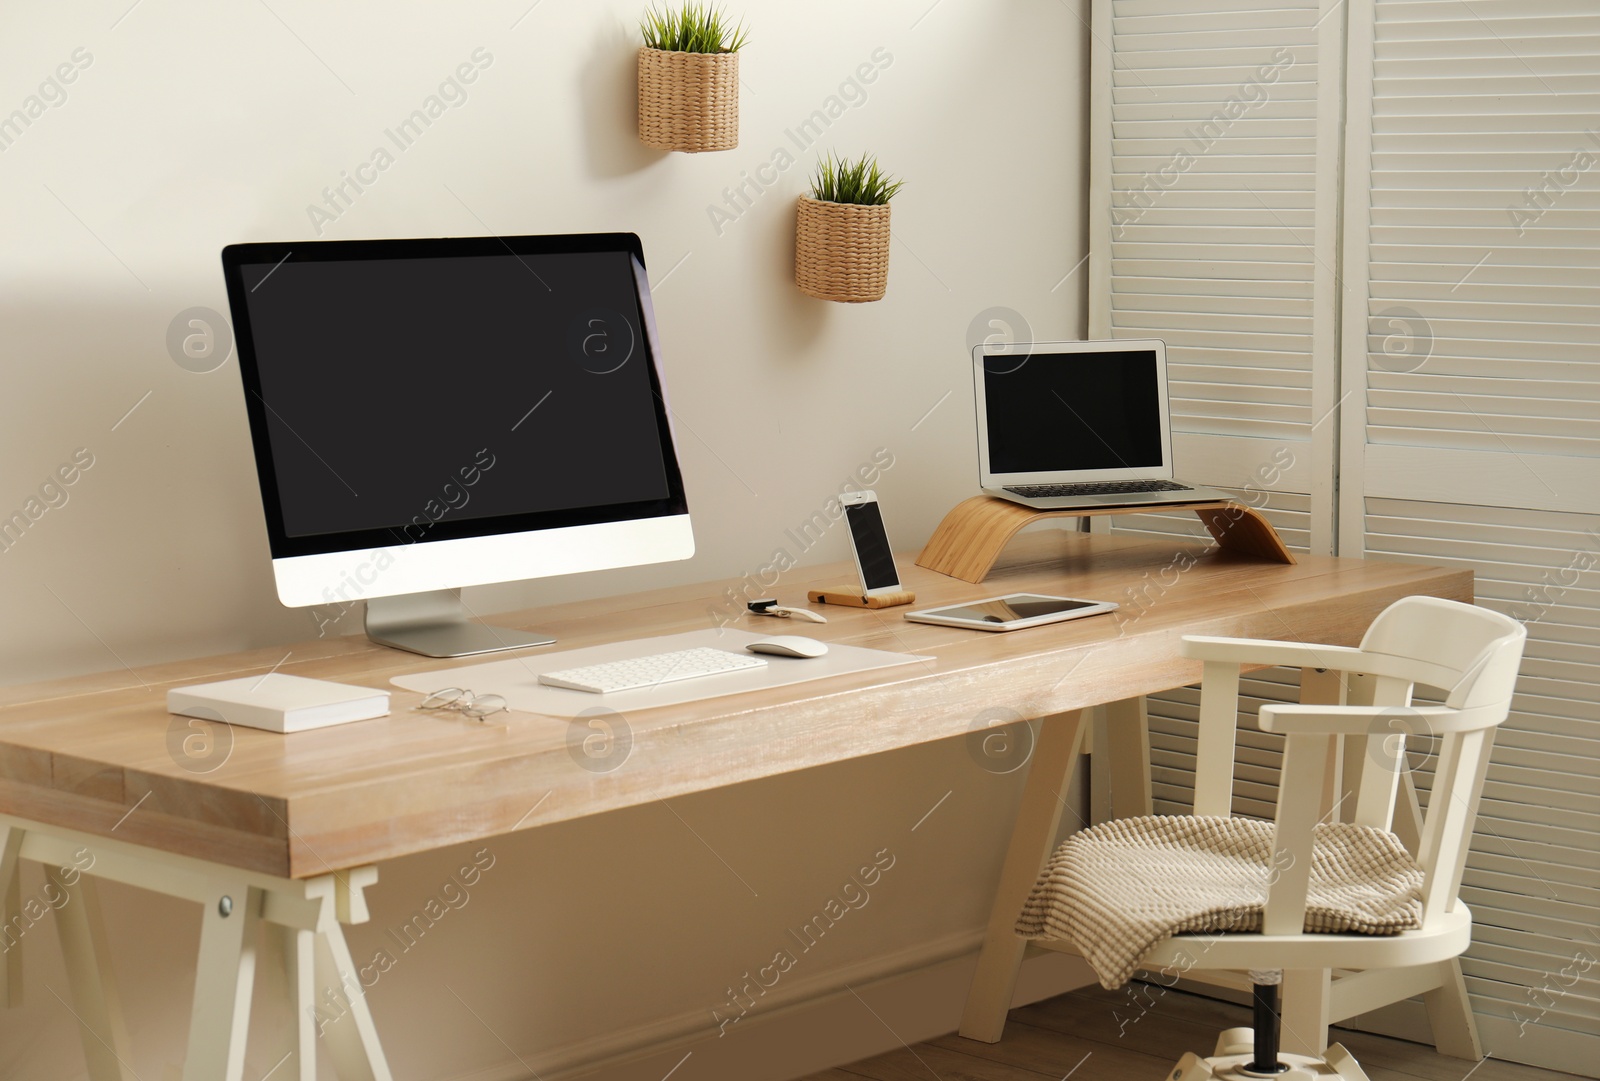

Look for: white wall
[0,2,1088,1077]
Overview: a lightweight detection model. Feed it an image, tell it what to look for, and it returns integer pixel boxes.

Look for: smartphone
[841,490,902,596]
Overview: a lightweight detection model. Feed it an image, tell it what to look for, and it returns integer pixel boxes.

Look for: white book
[167,673,389,734]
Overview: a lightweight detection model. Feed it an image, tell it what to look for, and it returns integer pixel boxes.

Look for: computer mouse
[746,635,829,659]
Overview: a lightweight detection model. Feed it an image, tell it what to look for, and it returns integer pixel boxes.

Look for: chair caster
[1167,1051,1214,1080]
[1166,1042,1371,1081]
[1324,1045,1370,1080]
[1215,1028,1255,1057]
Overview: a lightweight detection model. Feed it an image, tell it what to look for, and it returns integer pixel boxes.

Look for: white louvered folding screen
[1091,0,1600,1072]
[1088,0,1341,546]
[1090,0,1339,923]
[1339,1,1600,1071]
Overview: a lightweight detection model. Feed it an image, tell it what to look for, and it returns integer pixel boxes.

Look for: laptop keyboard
[1004,479,1194,497]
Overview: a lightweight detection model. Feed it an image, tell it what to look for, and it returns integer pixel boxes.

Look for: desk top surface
[0,531,1471,879]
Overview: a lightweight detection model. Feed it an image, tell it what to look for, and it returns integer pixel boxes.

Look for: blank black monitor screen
[223,235,686,558]
[982,348,1165,474]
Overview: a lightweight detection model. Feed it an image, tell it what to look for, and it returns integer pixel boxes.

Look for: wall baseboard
[438,934,1099,1081]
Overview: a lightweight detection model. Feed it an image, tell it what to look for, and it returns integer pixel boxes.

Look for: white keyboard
[537,646,768,694]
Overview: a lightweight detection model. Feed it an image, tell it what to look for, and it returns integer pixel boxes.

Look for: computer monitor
[220,232,694,658]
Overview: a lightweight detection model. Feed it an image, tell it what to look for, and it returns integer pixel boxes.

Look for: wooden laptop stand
[916,496,1294,583]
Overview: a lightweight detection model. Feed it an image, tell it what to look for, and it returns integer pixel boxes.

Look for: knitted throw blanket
[1014,815,1425,989]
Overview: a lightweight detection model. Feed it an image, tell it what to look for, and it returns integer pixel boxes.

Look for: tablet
[904,593,1117,632]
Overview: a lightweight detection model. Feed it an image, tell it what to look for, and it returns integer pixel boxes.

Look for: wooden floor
[802,983,1582,1081]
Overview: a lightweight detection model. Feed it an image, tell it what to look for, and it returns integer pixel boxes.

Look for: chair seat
[1140,904,1473,972]
[1016,815,1426,988]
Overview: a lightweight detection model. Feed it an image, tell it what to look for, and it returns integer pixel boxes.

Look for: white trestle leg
[313,917,394,1081]
[0,812,393,1081]
[1,825,23,1009]
[260,920,319,1081]
[51,870,136,1081]
[184,883,263,1081]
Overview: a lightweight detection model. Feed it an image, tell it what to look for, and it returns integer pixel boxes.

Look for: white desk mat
[391,628,932,718]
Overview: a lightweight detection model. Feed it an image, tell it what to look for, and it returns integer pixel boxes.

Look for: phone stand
[807,585,917,609]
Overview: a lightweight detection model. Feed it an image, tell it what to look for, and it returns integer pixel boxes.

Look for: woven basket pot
[637,47,739,153]
[794,195,891,303]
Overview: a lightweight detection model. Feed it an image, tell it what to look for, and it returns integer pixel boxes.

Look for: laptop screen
[981,346,1165,474]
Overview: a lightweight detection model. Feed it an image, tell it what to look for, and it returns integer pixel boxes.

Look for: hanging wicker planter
[795,195,891,303]
[637,47,739,153]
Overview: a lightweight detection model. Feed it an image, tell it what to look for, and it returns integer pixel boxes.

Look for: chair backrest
[1360,595,1525,710]
[1360,598,1526,920]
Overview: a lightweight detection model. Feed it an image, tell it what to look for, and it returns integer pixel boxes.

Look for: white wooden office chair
[1013,595,1526,1080]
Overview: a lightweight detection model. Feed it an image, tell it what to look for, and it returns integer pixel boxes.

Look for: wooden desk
[0,532,1471,1080]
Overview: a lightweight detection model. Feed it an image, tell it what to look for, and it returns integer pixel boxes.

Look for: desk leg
[184,882,263,1081]
[959,709,1087,1043]
[1103,696,1153,819]
[50,871,136,1081]
[1,815,394,1080]
[314,917,393,1081]
[1,826,22,1008]
[261,922,318,1081]
[1088,708,1112,825]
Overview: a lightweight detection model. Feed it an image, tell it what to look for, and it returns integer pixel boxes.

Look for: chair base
[1166,1033,1370,1081]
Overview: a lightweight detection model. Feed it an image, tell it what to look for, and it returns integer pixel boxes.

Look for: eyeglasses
[417,687,508,721]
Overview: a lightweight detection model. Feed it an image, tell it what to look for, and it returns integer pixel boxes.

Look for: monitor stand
[364,589,555,658]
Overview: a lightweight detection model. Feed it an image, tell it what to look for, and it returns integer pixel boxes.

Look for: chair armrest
[1259,703,1495,735]
[1185,640,1365,816]
[1182,636,1366,670]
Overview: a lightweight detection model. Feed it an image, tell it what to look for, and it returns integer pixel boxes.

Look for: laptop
[973,338,1233,510]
